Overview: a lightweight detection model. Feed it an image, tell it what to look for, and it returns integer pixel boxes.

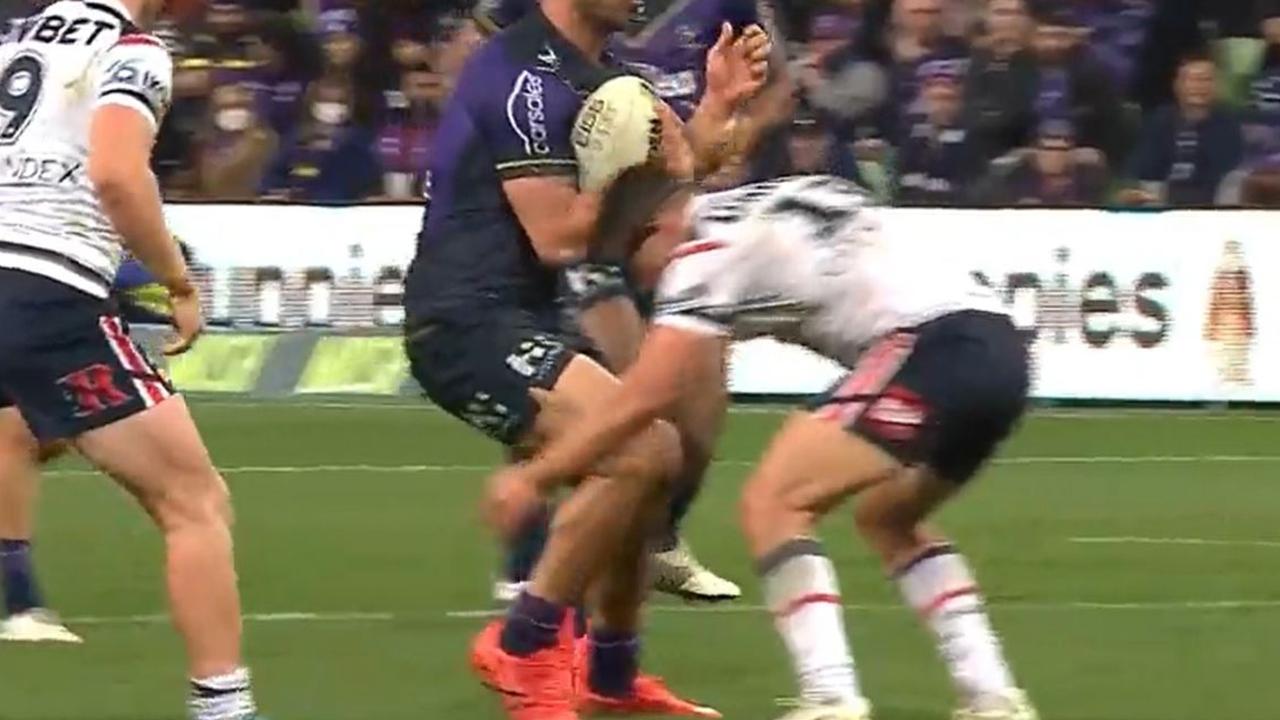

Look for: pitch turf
[2,399,1279,720]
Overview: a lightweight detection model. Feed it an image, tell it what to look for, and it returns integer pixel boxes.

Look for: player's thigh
[74,396,227,530]
[529,354,682,483]
[0,272,175,446]
[406,311,583,446]
[744,410,902,518]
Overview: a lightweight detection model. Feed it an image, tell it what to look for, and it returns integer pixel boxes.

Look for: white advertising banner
[165,205,1278,402]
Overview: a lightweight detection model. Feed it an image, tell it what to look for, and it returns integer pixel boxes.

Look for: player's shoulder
[95,30,173,125]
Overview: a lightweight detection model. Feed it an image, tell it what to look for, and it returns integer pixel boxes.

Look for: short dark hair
[1179,49,1215,69]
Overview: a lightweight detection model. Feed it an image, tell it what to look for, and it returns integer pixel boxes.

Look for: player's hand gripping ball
[572,75,664,192]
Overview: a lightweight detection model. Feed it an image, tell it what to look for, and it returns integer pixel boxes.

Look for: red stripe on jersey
[669,240,726,260]
[117,34,164,48]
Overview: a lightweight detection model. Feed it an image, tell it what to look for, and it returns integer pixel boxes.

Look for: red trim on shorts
[98,316,167,406]
[777,592,842,617]
[920,586,979,617]
[669,240,726,260]
[117,34,164,48]
[814,333,915,425]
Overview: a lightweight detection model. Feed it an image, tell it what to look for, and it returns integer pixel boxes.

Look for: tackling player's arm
[89,35,198,354]
[514,236,732,490]
[524,325,721,491]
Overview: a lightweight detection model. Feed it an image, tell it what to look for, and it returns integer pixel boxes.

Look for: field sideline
[1,399,1277,720]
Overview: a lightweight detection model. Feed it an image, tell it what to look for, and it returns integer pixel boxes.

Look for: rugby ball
[572,76,663,192]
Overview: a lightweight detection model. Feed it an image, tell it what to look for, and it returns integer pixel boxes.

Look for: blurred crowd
[4,0,1280,208]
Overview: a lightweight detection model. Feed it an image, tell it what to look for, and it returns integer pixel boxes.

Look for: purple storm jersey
[403,10,620,322]
[476,0,774,120]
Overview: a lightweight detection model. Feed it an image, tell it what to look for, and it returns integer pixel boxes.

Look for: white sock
[759,538,863,706]
[896,544,1016,702]
[189,667,257,720]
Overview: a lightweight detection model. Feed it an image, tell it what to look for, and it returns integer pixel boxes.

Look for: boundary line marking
[190,399,1280,422]
[1070,536,1280,549]
[43,454,1280,478]
[67,611,395,626]
[443,599,1280,619]
[54,601,1280,628]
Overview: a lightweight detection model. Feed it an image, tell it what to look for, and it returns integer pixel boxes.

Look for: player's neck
[542,3,610,61]
[114,0,146,26]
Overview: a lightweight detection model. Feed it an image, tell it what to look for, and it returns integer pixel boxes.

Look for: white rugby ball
[572,76,663,192]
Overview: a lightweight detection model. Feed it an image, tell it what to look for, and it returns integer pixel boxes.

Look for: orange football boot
[471,618,579,720]
[582,672,722,717]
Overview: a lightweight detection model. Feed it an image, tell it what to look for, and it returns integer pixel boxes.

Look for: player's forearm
[577,296,646,372]
[92,168,188,292]
[528,390,668,491]
[686,96,740,178]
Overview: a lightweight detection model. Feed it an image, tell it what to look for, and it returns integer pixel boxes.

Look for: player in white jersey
[485,173,1039,720]
[0,2,264,718]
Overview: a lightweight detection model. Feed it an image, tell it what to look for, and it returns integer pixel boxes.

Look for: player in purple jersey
[476,0,786,607]
[403,1,770,718]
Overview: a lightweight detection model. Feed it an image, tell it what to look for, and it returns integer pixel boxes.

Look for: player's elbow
[529,235,588,268]
[87,153,142,204]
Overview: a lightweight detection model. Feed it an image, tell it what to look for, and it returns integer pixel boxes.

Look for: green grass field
[2,399,1279,720]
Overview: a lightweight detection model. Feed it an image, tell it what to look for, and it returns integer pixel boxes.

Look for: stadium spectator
[872,0,969,144]
[1028,3,1130,164]
[316,6,362,81]
[241,14,317,139]
[154,58,215,197]
[1073,0,1155,93]
[895,65,975,205]
[793,10,889,136]
[375,64,441,200]
[198,79,281,200]
[771,106,863,181]
[964,0,1037,164]
[983,119,1108,206]
[261,76,380,202]
[1243,3,1280,163]
[189,0,256,66]
[1126,53,1244,207]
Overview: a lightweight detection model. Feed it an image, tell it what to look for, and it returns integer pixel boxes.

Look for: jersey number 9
[0,54,45,145]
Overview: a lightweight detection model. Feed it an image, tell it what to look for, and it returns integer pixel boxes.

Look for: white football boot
[491,579,527,604]
[0,608,83,643]
[774,697,873,720]
[650,538,741,602]
[953,689,1039,720]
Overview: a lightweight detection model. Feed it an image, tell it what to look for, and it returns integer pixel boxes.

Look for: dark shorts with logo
[0,269,174,442]
[807,310,1029,484]
[405,308,585,446]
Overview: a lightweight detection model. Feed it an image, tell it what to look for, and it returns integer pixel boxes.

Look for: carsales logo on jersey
[507,71,551,156]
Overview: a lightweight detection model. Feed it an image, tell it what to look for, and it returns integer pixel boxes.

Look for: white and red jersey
[652,175,1006,366]
[0,0,172,298]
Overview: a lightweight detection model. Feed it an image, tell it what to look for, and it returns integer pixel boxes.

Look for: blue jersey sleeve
[477,70,581,181]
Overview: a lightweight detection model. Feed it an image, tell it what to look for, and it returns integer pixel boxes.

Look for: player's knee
[150,468,233,535]
[852,496,915,553]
